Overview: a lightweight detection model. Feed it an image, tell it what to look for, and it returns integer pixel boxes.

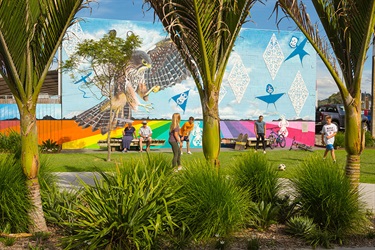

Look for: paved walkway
[56,172,375,211]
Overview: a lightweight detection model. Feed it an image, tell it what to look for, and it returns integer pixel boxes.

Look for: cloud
[219,106,237,119]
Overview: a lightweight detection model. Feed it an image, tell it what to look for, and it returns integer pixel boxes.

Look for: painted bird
[75,39,190,134]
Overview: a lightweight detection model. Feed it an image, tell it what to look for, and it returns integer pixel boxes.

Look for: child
[321,115,337,162]
[179,116,195,154]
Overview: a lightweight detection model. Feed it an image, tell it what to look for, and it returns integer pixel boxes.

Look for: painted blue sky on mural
[76,0,372,101]
[61,18,316,122]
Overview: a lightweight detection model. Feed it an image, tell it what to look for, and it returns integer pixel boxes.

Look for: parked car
[315,104,369,132]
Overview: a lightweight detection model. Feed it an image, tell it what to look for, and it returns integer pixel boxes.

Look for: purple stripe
[220,121,232,138]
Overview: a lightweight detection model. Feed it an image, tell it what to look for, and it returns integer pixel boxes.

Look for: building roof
[0,70,59,96]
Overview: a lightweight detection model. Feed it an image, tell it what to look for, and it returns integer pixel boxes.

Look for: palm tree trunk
[27,178,47,232]
[344,104,364,187]
[20,106,48,232]
[201,93,221,169]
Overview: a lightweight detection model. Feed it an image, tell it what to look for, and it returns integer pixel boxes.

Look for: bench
[246,137,270,147]
[98,138,166,151]
[221,137,270,149]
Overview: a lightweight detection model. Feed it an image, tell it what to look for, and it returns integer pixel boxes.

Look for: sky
[77,0,373,101]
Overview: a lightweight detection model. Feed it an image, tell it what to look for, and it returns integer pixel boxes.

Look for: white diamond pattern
[219,84,227,104]
[288,71,309,117]
[263,34,284,80]
[63,22,84,57]
[227,54,250,103]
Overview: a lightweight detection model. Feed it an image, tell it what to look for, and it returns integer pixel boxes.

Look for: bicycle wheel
[278,135,286,148]
[306,146,314,152]
[268,135,275,149]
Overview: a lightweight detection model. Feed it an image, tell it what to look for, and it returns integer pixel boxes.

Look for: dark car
[315,104,369,132]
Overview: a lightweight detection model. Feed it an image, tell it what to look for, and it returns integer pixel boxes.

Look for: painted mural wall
[0,18,317,149]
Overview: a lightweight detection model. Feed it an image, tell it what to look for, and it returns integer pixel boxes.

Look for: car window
[338,105,345,111]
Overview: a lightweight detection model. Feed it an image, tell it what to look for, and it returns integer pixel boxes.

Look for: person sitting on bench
[139,120,152,152]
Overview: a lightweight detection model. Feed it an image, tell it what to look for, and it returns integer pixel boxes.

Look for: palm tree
[0,0,90,232]
[275,0,375,186]
[143,0,258,167]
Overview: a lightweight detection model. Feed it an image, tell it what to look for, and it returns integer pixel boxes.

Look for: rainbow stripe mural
[0,119,314,149]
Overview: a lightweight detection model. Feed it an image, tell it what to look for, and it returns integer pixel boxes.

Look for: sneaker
[263,151,266,154]
[333,160,336,163]
[254,150,257,153]
[187,151,192,154]
[181,152,183,155]
[139,150,143,153]
[173,166,183,172]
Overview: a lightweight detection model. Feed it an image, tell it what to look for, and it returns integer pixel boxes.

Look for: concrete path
[56,172,375,211]
[360,183,375,210]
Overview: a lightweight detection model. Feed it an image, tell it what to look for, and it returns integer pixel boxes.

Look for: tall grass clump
[40,180,81,232]
[39,154,82,231]
[171,161,248,242]
[39,156,81,232]
[141,153,172,172]
[61,158,179,250]
[38,155,58,188]
[0,155,31,232]
[231,152,280,204]
[0,130,21,153]
[291,156,368,244]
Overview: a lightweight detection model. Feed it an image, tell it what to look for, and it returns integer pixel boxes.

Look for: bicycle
[289,136,313,152]
[267,128,286,149]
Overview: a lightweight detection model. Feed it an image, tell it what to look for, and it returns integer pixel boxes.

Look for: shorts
[326,144,334,150]
[180,135,189,142]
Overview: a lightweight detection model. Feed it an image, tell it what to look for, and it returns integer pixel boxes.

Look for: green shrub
[3,237,16,246]
[40,180,81,232]
[61,159,178,250]
[334,131,345,148]
[275,195,301,224]
[38,155,58,187]
[291,156,368,243]
[139,153,173,172]
[285,216,315,238]
[365,131,375,147]
[40,139,60,153]
[247,236,260,250]
[0,130,21,153]
[0,155,31,233]
[249,201,279,231]
[334,131,374,148]
[171,161,248,242]
[307,228,336,249]
[231,152,280,204]
[39,154,81,231]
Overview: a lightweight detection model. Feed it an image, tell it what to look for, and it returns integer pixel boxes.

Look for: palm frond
[275,0,375,94]
[0,0,92,102]
[143,0,257,96]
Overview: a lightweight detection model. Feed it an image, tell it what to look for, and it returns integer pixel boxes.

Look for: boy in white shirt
[321,115,337,162]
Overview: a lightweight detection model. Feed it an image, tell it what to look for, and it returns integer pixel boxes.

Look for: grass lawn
[38,147,375,183]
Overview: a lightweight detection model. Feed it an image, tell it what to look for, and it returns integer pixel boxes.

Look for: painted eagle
[75,39,190,134]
